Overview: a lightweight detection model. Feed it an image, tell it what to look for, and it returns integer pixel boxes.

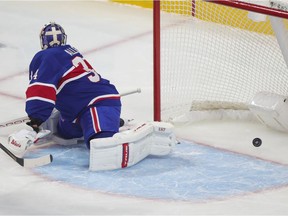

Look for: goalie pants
[57,105,121,148]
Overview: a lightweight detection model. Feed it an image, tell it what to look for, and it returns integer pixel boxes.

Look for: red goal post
[153,0,288,123]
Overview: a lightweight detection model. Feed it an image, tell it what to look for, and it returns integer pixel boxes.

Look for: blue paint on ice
[29,140,288,201]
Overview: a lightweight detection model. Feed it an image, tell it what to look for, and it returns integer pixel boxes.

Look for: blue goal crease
[29,140,288,201]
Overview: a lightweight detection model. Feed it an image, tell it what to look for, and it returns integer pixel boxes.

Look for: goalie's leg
[43,105,121,146]
[41,106,122,146]
[81,106,121,148]
[89,122,177,171]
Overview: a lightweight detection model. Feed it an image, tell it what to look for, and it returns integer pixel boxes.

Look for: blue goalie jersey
[26,45,121,123]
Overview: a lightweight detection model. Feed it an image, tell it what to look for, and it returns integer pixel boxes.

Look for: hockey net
[154,0,288,123]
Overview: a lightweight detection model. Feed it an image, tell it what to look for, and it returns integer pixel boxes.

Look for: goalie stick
[0,143,53,168]
[0,88,141,128]
[0,116,29,128]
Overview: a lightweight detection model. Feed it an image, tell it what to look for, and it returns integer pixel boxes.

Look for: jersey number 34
[72,56,100,83]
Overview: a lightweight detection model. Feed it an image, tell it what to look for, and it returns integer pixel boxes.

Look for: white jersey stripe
[88,94,120,106]
[26,96,55,105]
[28,82,57,90]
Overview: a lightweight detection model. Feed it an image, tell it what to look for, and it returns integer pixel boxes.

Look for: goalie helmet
[39,22,67,50]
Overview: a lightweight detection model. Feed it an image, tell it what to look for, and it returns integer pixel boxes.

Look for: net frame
[153,0,288,122]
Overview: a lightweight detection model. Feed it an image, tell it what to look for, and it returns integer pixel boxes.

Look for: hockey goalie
[4,21,177,170]
[6,112,177,171]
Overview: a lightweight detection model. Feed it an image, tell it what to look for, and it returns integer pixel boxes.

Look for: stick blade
[22,154,53,168]
[0,143,53,168]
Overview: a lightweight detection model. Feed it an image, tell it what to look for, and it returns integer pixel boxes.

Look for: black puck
[120,118,124,127]
[252,138,262,147]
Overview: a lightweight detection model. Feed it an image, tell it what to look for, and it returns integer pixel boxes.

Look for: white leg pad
[249,91,288,132]
[89,122,176,171]
[51,134,82,145]
[41,109,60,134]
[150,121,176,156]
[41,109,83,145]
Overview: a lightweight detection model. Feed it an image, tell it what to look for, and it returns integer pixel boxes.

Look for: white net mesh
[159,0,288,122]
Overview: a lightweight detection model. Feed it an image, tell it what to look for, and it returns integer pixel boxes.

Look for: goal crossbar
[206,0,288,19]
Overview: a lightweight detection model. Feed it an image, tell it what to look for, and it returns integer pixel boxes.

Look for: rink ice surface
[0,1,288,215]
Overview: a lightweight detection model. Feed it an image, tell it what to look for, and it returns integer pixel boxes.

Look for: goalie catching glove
[7,129,50,158]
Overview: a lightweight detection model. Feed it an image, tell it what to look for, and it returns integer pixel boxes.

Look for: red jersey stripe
[90,107,101,133]
[58,67,88,88]
[26,83,56,102]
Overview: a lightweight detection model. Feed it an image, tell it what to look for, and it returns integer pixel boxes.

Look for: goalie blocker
[89,121,177,171]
